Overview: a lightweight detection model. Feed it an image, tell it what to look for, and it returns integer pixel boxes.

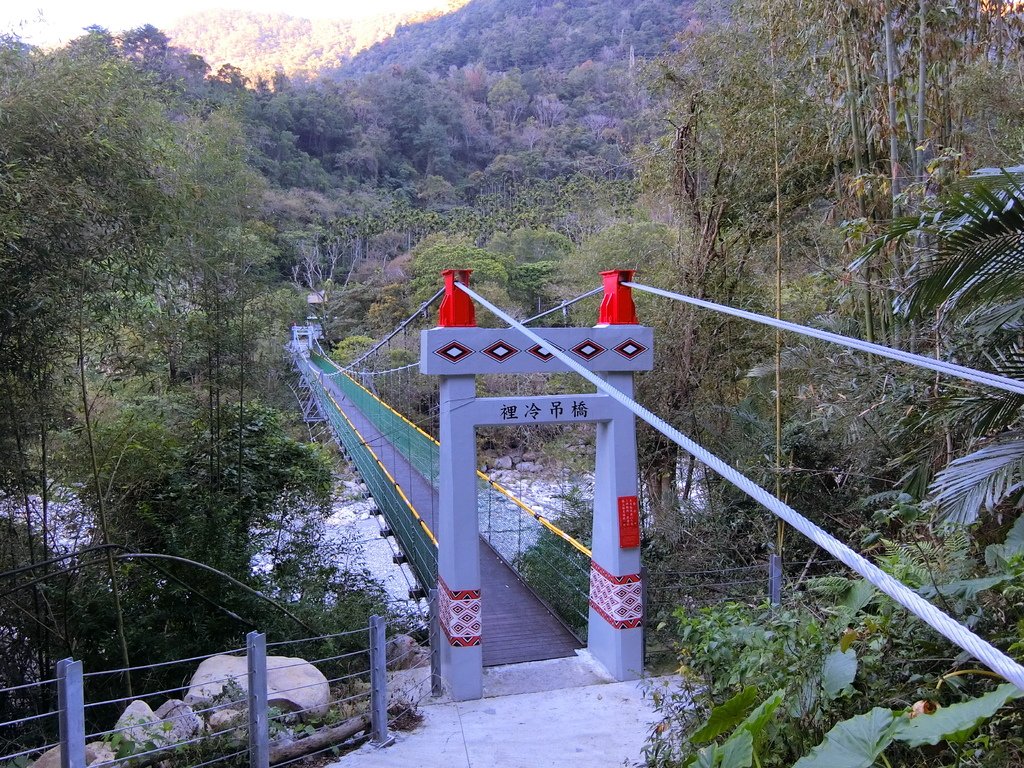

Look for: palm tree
[863,166,1024,525]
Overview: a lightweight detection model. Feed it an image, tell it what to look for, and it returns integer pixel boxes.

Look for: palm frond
[965,297,1024,334]
[930,342,1024,435]
[858,167,1024,322]
[906,174,1024,317]
[928,431,1024,525]
[745,344,816,379]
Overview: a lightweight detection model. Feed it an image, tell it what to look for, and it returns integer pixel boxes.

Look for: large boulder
[154,699,203,742]
[185,654,330,720]
[114,700,166,749]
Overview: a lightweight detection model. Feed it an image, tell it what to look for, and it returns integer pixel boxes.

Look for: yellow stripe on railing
[313,352,593,558]
[314,353,439,445]
[313,370,439,547]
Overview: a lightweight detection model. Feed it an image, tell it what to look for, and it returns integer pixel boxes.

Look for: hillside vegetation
[169,2,469,78]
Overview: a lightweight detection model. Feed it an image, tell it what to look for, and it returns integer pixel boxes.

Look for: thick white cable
[625,282,1024,397]
[457,282,1024,690]
[341,287,445,373]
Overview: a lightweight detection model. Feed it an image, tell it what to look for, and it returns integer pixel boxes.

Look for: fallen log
[269,713,372,764]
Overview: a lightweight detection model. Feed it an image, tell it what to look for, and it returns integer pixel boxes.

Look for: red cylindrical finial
[598,269,638,325]
[438,269,476,327]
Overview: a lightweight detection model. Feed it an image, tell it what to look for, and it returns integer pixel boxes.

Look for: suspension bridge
[290,268,1024,701]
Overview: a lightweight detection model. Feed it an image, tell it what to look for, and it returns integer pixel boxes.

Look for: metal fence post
[56,658,85,768]
[428,589,443,698]
[247,632,270,768]
[768,554,783,605]
[369,615,393,747]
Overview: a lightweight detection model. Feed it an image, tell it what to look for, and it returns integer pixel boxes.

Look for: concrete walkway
[332,654,677,768]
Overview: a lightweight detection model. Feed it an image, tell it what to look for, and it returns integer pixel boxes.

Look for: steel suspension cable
[624,282,1024,397]
[456,281,1024,690]
[340,287,445,373]
[521,287,604,325]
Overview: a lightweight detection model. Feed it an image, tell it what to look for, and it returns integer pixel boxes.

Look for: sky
[2,0,438,46]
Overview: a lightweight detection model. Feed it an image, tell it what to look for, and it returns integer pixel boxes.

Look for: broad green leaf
[792,708,898,768]
[734,691,784,744]
[1007,513,1024,554]
[930,575,1010,601]
[822,648,858,698]
[986,514,1024,566]
[839,628,858,653]
[683,745,720,768]
[841,580,876,613]
[690,686,759,744]
[718,729,753,768]
[893,684,1023,747]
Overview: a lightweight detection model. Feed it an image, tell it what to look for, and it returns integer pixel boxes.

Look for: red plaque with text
[618,496,640,548]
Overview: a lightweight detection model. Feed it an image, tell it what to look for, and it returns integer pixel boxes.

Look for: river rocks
[30,741,114,768]
[185,654,330,720]
[515,461,542,472]
[86,741,115,766]
[154,699,202,741]
[493,456,514,470]
[386,634,429,670]
[114,700,165,747]
[208,708,245,733]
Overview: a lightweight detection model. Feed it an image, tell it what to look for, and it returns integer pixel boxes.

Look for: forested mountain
[338,0,690,76]
[169,2,469,78]
[234,0,691,204]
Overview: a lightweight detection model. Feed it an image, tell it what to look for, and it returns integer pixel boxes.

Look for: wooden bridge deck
[319,374,581,667]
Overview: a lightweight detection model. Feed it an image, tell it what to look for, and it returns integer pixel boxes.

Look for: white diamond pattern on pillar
[589,562,643,629]
[439,577,482,647]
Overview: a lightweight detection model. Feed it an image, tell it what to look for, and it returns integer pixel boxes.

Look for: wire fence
[0,674,60,768]
[0,617,433,768]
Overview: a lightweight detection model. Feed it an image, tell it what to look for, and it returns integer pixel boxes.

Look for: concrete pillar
[437,374,483,700]
[588,371,644,680]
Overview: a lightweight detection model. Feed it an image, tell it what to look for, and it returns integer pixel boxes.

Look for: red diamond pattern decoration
[482,340,520,363]
[572,339,605,361]
[589,562,643,629]
[439,577,482,646]
[434,341,473,363]
[528,343,559,362]
[614,339,647,360]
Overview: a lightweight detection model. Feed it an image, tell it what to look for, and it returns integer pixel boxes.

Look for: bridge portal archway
[420,269,653,700]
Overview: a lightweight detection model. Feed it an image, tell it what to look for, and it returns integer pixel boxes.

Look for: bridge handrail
[300,356,439,546]
[458,280,1024,691]
[317,377,438,547]
[625,281,1024,396]
[311,352,593,558]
